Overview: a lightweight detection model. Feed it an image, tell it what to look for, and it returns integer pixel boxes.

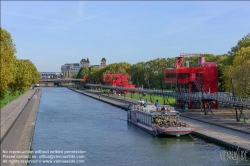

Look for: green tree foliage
[127,62,145,87]
[0,28,40,100]
[76,66,89,79]
[127,58,175,89]
[144,58,168,89]
[220,33,250,94]
[165,58,175,68]
[222,46,250,97]
[9,60,40,94]
[81,33,250,96]
[0,28,17,99]
[229,33,250,55]
[77,62,131,84]
[212,54,230,91]
[182,54,216,67]
[102,62,130,74]
[227,33,250,65]
[87,66,101,83]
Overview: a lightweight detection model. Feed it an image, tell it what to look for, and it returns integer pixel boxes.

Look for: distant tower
[100,58,106,69]
[80,58,90,67]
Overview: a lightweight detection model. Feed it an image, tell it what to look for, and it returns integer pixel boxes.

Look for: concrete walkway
[179,109,250,135]
[1,89,42,166]
[1,90,36,141]
[69,87,250,156]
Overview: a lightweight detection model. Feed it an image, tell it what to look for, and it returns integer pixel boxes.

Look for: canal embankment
[1,89,35,142]
[1,88,42,166]
[68,86,250,157]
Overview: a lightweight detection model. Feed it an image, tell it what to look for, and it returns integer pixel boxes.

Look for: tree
[9,60,41,94]
[0,28,41,100]
[229,33,250,55]
[222,46,250,97]
[127,62,145,87]
[76,66,89,79]
[228,33,250,65]
[0,28,17,99]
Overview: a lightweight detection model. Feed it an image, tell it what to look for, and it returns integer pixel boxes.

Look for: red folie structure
[164,55,218,109]
[103,74,135,93]
[82,76,87,82]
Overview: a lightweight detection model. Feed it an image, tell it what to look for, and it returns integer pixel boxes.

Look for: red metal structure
[103,74,135,93]
[82,76,87,82]
[164,54,218,109]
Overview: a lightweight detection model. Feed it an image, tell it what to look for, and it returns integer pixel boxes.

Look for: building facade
[100,58,106,69]
[61,58,107,78]
[61,63,81,78]
[164,55,218,109]
[80,58,107,69]
[80,58,90,67]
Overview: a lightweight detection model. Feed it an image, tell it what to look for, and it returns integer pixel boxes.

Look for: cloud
[78,1,84,18]
[66,1,84,26]
[2,11,60,23]
[49,2,107,31]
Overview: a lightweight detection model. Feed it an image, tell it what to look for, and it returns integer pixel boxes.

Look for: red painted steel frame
[164,60,218,108]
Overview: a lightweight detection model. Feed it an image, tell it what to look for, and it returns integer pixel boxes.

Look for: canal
[30,88,249,166]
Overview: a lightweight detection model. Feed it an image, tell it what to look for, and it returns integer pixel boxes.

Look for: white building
[100,58,107,69]
[61,63,81,78]
[80,57,107,69]
[61,58,107,78]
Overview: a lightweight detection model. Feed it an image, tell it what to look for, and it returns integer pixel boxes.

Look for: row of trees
[0,28,41,100]
[75,33,250,97]
[222,34,250,97]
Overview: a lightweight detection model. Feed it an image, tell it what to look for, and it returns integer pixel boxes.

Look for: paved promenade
[1,89,42,166]
[1,90,36,141]
[69,87,250,156]
[180,109,250,134]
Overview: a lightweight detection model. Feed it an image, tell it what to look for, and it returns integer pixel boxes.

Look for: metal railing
[85,84,250,107]
[39,79,83,82]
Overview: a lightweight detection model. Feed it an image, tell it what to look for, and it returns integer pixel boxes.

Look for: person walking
[154,99,159,107]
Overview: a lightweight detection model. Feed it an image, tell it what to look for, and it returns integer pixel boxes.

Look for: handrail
[85,84,250,107]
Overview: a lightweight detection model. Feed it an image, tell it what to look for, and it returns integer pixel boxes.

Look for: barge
[127,100,194,137]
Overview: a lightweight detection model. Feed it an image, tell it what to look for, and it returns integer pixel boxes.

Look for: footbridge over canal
[39,78,82,87]
[84,84,250,122]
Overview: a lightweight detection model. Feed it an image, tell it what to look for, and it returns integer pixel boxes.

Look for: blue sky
[2,1,250,72]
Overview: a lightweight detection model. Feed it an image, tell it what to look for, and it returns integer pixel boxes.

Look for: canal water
[30,88,250,166]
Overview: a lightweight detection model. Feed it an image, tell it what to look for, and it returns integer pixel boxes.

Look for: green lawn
[99,89,175,105]
[0,91,23,108]
[124,93,176,105]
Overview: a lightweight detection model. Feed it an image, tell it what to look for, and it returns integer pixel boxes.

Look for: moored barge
[127,101,194,137]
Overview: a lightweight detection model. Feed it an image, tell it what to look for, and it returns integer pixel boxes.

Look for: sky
[1,1,250,72]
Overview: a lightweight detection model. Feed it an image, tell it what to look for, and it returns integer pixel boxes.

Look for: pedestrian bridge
[39,78,82,87]
[84,84,250,122]
[39,78,83,82]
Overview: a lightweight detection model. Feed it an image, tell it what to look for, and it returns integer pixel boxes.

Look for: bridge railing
[85,84,250,106]
[40,79,83,82]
